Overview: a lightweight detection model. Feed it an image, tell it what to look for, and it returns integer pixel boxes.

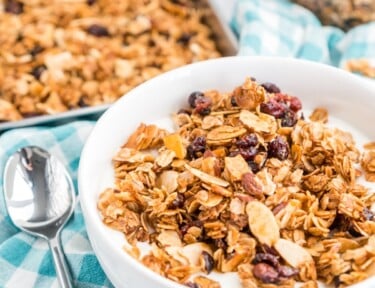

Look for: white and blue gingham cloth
[0,0,374,287]
[0,122,112,288]
[231,0,375,68]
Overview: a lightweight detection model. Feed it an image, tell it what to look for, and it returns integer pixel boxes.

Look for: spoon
[3,146,74,288]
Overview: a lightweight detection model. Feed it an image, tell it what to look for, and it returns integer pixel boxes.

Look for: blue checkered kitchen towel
[0,0,374,287]
[0,122,113,288]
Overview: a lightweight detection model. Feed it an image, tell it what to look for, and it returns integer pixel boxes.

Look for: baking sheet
[0,1,238,132]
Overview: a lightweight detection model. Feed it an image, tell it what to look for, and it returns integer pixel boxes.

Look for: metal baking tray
[0,0,238,132]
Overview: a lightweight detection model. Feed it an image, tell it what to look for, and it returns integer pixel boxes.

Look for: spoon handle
[49,235,73,288]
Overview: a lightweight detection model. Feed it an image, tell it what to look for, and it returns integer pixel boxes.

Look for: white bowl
[78,56,375,288]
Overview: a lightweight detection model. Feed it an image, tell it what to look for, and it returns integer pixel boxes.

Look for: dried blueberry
[187,136,206,159]
[230,96,238,106]
[268,136,289,160]
[261,82,281,94]
[188,91,204,108]
[87,24,110,37]
[30,65,47,80]
[260,100,285,118]
[5,0,24,14]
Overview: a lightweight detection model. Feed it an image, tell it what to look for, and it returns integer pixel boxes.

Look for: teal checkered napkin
[231,0,375,71]
[0,121,113,288]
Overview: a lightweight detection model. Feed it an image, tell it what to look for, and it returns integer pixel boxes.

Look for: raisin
[30,65,47,80]
[261,82,281,93]
[87,0,96,5]
[236,133,258,148]
[180,220,203,236]
[87,24,110,37]
[260,100,285,118]
[188,91,204,108]
[268,137,289,160]
[202,251,214,273]
[253,253,280,268]
[247,161,260,173]
[187,136,206,159]
[168,193,184,209]
[213,238,228,251]
[238,146,257,161]
[5,0,24,14]
[177,33,192,45]
[230,96,238,106]
[252,263,279,284]
[280,109,297,127]
[29,45,44,57]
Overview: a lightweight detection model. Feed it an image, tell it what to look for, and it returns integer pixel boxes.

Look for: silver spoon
[3,146,74,288]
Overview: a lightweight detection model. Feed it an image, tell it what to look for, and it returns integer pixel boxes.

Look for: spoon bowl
[3,146,75,288]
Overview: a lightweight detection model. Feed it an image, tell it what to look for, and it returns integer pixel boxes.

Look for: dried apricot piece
[163,133,186,159]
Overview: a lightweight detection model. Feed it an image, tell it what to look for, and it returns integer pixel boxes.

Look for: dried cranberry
[5,0,24,14]
[261,82,281,93]
[168,193,185,209]
[253,253,280,268]
[260,100,285,118]
[268,137,289,160]
[238,146,257,161]
[252,263,279,283]
[280,109,297,127]
[194,96,212,116]
[202,251,214,273]
[187,136,206,159]
[289,96,302,112]
[188,91,204,108]
[236,133,258,148]
[31,65,47,80]
[87,24,110,37]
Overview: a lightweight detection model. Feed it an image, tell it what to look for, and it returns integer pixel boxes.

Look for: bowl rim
[78,55,375,288]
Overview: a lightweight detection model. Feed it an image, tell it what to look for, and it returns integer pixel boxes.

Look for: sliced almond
[274,238,313,268]
[184,164,229,187]
[246,201,280,246]
[207,125,247,145]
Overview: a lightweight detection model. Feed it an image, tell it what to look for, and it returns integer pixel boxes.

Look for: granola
[98,78,375,288]
[0,0,221,122]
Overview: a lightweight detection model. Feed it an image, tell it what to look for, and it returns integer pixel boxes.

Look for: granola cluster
[0,0,221,122]
[292,0,375,31]
[98,78,375,288]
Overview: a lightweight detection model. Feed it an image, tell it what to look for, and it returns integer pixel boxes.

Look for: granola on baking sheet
[0,0,221,122]
[98,78,375,288]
